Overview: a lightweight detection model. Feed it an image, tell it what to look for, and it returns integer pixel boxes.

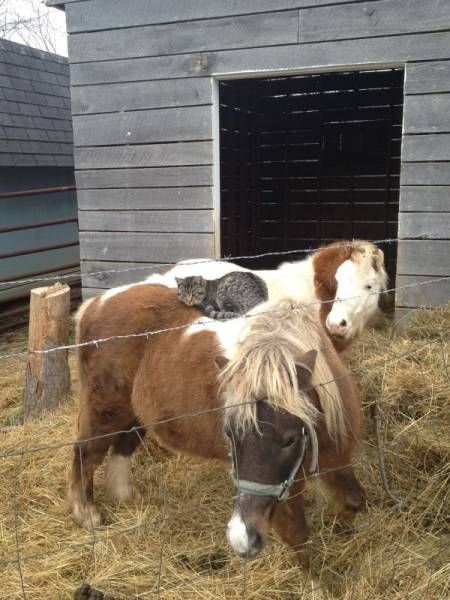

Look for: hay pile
[1,307,449,599]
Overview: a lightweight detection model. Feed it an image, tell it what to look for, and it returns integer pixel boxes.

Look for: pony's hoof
[72,501,102,530]
[120,486,142,504]
[109,483,141,504]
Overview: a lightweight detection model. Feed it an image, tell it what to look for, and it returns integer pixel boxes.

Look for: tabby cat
[175,271,268,320]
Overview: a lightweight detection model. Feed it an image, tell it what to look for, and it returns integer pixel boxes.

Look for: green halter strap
[232,427,309,503]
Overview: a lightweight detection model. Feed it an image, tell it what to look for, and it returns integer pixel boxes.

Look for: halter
[230,427,309,503]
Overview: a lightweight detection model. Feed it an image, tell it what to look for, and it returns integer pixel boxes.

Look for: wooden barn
[0,39,79,325]
[47,0,450,317]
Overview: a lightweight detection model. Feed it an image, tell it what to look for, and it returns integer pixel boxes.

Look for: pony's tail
[73,297,96,390]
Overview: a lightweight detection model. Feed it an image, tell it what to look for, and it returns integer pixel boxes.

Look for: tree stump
[23,282,71,421]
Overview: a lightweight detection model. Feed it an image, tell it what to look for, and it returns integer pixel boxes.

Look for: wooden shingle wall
[57,0,450,307]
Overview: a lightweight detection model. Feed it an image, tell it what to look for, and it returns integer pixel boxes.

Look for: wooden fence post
[23,282,71,421]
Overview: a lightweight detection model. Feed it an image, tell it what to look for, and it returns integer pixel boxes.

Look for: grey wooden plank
[74,142,212,169]
[75,166,212,189]
[71,78,212,115]
[300,0,450,43]
[398,212,450,239]
[78,209,214,233]
[405,61,450,95]
[396,240,450,276]
[66,0,366,33]
[77,187,213,210]
[72,105,212,146]
[81,260,167,288]
[395,275,450,308]
[401,163,450,186]
[79,231,215,262]
[400,186,450,212]
[402,134,450,162]
[68,11,299,63]
[404,94,450,134]
[70,31,450,86]
[82,287,105,299]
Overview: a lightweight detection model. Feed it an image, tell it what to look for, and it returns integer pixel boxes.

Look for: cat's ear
[175,277,183,285]
[215,355,229,370]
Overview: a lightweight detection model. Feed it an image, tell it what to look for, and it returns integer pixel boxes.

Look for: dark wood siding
[219,70,403,279]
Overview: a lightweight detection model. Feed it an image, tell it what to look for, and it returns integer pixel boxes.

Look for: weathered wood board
[300,0,450,43]
[401,163,450,186]
[74,142,212,169]
[405,61,450,94]
[75,166,213,189]
[79,231,215,262]
[66,0,365,33]
[403,94,450,134]
[68,11,299,62]
[77,188,213,210]
[73,105,212,146]
[400,186,450,212]
[78,209,214,233]
[395,275,450,307]
[70,32,450,85]
[402,134,450,163]
[398,212,450,239]
[397,240,450,276]
[71,78,212,115]
[81,260,167,289]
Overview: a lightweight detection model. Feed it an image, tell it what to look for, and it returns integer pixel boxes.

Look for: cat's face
[176,276,207,306]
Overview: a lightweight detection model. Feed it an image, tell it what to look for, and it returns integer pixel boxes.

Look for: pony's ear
[296,349,317,385]
[215,355,229,370]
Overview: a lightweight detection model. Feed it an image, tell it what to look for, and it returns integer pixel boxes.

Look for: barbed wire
[0,448,441,569]
[1,241,448,599]
[0,235,423,289]
[1,328,446,461]
[1,274,449,362]
[4,321,447,592]
[4,485,446,597]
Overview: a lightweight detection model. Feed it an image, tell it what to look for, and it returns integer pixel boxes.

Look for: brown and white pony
[70,285,365,575]
[102,240,387,352]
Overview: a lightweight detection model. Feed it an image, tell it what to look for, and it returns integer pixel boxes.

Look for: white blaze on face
[227,511,250,556]
[326,258,379,339]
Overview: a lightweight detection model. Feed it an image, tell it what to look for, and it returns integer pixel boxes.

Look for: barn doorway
[219,69,404,280]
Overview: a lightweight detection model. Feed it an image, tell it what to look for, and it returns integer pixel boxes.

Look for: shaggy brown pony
[69,285,364,576]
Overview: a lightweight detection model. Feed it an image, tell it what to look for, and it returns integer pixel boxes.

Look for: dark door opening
[219,69,404,280]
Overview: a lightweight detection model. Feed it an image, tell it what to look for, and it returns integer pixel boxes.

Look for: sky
[3,0,68,56]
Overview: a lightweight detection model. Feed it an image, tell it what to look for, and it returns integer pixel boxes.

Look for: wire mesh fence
[0,242,448,599]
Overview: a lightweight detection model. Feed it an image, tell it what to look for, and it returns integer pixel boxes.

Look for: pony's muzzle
[326,315,348,337]
[226,511,264,559]
[226,496,272,560]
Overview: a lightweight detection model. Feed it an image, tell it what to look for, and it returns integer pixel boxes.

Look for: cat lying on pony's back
[176,271,268,320]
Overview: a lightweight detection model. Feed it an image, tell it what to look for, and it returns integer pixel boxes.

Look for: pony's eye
[366,285,372,290]
[282,437,296,449]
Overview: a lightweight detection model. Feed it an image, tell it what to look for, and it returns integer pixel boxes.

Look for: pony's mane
[220,302,346,468]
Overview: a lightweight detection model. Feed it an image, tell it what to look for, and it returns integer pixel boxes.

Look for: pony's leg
[69,434,111,529]
[106,421,145,503]
[271,485,325,597]
[320,461,366,524]
[270,483,310,571]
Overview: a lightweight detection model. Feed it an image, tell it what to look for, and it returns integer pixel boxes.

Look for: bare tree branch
[0,0,64,54]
